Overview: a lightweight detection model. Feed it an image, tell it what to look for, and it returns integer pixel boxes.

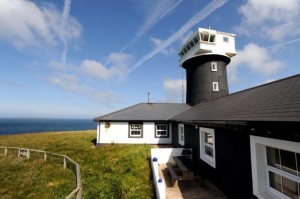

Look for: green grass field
[0,130,154,199]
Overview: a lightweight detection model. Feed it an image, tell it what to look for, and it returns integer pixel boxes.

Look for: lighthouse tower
[179,27,236,106]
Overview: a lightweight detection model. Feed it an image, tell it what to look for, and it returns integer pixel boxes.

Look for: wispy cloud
[59,0,72,64]
[265,38,300,49]
[120,0,183,52]
[127,0,228,74]
[0,0,81,49]
[0,79,22,88]
[48,72,121,104]
[150,37,176,56]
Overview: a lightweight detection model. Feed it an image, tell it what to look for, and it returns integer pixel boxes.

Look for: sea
[0,118,96,135]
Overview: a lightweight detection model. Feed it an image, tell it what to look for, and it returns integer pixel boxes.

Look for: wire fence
[0,147,82,199]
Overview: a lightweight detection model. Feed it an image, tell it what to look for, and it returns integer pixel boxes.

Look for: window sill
[258,191,283,199]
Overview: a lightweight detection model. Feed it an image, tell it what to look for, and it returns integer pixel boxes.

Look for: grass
[0,130,154,199]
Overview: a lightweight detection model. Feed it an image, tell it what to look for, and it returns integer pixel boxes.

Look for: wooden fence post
[64,156,67,169]
[44,152,47,161]
[4,147,7,156]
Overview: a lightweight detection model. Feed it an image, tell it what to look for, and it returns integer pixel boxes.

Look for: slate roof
[93,103,190,122]
[171,74,300,122]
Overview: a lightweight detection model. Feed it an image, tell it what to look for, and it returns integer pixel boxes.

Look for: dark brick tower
[178,28,236,106]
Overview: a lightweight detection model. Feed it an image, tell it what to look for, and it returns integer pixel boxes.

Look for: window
[200,32,216,43]
[155,124,169,138]
[193,35,199,44]
[186,43,191,51]
[178,124,184,146]
[223,36,229,42]
[213,82,219,91]
[266,147,300,198]
[209,34,215,43]
[211,62,218,71]
[129,123,143,138]
[250,136,300,199]
[200,127,215,168]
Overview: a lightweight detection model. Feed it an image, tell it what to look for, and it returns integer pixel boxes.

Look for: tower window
[213,82,219,91]
[223,36,229,42]
[200,32,216,43]
[209,35,215,43]
[211,62,218,71]
[193,35,199,44]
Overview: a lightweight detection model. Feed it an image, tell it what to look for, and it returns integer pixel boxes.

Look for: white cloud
[163,78,186,102]
[0,0,81,49]
[229,43,285,83]
[80,53,134,80]
[48,72,121,104]
[49,73,83,92]
[237,0,300,41]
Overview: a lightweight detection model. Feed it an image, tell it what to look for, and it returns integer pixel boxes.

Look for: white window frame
[129,123,143,138]
[213,82,219,91]
[211,62,218,71]
[178,124,184,146]
[250,136,300,199]
[155,123,169,138]
[199,127,216,168]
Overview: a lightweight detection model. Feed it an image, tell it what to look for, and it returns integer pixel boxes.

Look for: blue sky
[0,0,299,119]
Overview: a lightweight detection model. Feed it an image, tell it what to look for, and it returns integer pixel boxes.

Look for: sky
[0,0,299,119]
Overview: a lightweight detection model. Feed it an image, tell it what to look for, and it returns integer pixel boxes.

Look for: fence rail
[0,147,82,199]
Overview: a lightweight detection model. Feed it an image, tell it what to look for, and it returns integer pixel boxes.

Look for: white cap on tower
[179,27,236,66]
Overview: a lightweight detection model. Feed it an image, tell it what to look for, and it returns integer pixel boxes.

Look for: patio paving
[159,164,227,199]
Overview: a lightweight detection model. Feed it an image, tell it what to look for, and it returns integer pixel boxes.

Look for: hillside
[0,130,154,198]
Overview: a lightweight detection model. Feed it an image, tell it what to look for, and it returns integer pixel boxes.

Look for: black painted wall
[182,55,230,106]
[179,124,255,198]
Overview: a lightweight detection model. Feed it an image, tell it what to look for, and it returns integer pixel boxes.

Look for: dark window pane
[267,147,280,169]
[161,131,166,135]
[203,33,209,42]
[158,125,166,130]
[269,171,282,193]
[193,36,199,44]
[205,146,213,158]
[281,149,297,175]
[209,35,215,42]
[186,44,191,50]
[282,176,298,199]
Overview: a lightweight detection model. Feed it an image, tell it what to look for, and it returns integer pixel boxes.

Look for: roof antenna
[208,24,211,29]
[148,91,151,104]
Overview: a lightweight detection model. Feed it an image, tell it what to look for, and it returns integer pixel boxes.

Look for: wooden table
[173,156,194,180]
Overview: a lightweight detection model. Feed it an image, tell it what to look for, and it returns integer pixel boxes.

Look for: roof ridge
[193,73,300,106]
[93,103,143,121]
[229,73,300,96]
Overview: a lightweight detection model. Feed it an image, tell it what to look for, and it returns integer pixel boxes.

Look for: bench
[166,163,183,187]
[173,156,194,180]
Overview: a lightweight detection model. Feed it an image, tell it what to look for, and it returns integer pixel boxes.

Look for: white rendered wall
[97,122,172,144]
[150,148,190,199]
